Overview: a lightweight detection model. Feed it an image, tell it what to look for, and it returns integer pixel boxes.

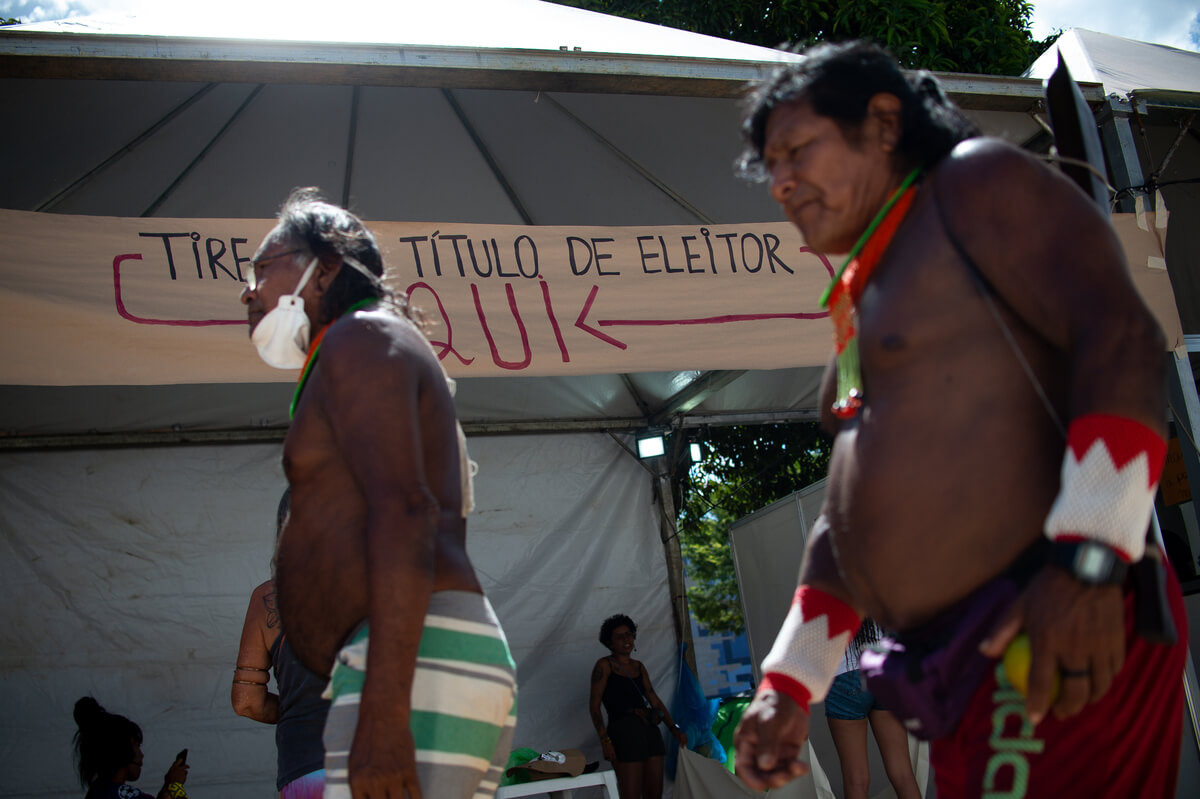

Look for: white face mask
[251,256,321,369]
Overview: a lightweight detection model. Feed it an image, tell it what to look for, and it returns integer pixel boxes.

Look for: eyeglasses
[244,248,306,291]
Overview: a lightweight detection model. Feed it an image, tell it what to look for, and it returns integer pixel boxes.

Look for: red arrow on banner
[573,284,829,350]
[574,285,628,350]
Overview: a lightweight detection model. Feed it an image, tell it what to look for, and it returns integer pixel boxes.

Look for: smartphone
[176,748,188,764]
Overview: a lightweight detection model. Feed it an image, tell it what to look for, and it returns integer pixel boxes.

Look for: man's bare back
[277,308,482,674]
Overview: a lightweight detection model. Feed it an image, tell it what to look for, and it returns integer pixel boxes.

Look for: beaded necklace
[819,168,921,419]
[288,297,378,419]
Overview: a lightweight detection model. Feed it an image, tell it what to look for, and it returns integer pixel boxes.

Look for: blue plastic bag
[666,643,726,779]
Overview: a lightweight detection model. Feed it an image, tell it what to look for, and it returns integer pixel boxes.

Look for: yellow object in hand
[1001,633,1060,703]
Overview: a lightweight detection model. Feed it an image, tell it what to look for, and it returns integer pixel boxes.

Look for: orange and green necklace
[289,298,377,419]
[819,167,921,419]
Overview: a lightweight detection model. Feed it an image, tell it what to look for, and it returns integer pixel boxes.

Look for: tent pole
[341,85,361,209]
[649,370,747,426]
[0,411,826,450]
[656,473,698,676]
[1165,349,1200,759]
[620,373,654,419]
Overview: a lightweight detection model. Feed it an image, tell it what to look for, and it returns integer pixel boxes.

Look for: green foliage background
[550,0,1058,75]
[675,423,831,634]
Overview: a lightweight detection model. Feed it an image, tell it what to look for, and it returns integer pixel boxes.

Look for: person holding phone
[72,696,189,799]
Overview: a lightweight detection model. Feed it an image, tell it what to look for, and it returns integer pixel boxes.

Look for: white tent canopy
[5,0,794,60]
[1027,28,1200,100]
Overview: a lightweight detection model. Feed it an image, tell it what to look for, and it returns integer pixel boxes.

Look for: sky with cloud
[3,0,1198,52]
[1031,0,1198,50]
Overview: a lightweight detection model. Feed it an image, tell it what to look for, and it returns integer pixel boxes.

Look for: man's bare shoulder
[935,137,1051,201]
[930,135,1112,265]
[319,307,435,374]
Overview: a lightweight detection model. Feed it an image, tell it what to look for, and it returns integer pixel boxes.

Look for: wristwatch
[1050,540,1130,586]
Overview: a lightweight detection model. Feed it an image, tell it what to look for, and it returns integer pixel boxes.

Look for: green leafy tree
[674,423,831,634]
[1,18,22,26]
[551,0,1054,75]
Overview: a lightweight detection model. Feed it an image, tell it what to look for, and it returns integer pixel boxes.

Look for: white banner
[0,209,1181,385]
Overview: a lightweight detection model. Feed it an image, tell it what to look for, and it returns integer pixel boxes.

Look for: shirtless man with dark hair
[241,188,516,799]
[732,42,1187,797]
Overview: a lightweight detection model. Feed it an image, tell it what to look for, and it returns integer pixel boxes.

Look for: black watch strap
[1050,539,1130,586]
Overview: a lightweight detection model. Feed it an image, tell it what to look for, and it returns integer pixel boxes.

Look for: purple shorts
[280,769,324,799]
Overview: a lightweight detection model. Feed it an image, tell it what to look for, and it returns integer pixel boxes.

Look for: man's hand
[980,566,1124,724]
[350,708,422,799]
[733,689,810,790]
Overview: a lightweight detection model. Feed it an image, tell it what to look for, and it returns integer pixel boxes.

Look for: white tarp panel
[675,743,930,799]
[1027,28,1200,98]
[675,745,827,799]
[0,432,675,798]
[729,483,825,680]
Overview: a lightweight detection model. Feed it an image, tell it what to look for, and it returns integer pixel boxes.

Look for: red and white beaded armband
[1044,413,1167,562]
[759,586,861,711]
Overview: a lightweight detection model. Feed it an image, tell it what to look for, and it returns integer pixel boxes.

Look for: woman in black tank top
[588,614,687,799]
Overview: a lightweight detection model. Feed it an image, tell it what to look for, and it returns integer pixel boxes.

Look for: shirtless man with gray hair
[241,188,516,799]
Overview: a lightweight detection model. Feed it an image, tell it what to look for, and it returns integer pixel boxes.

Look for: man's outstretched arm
[735,522,861,789]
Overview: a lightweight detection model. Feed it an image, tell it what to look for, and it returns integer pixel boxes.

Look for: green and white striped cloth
[322,591,517,799]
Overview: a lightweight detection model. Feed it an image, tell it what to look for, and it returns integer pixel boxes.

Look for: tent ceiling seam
[0,409,823,450]
[619,373,654,420]
[36,82,218,212]
[142,83,265,217]
[649,369,748,426]
[441,88,535,225]
[543,93,713,224]
[341,85,362,209]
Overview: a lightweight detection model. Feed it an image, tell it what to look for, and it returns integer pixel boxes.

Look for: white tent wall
[0,432,674,798]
